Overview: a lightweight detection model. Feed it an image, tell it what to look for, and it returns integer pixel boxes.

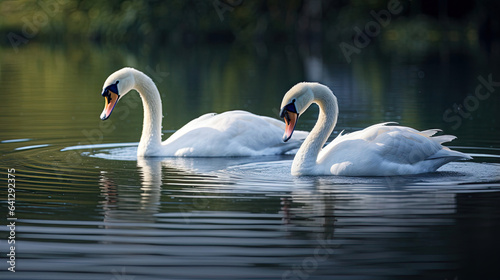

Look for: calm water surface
[1,44,500,280]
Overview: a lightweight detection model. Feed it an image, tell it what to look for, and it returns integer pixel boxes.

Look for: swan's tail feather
[420,129,442,137]
[373,122,399,128]
[424,130,471,161]
[419,128,458,145]
[432,135,457,144]
[428,148,472,161]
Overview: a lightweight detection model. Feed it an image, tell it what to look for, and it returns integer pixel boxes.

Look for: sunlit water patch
[1,138,32,144]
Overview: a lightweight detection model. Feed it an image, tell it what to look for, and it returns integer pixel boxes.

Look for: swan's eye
[283,101,298,114]
[102,81,120,98]
[108,81,119,95]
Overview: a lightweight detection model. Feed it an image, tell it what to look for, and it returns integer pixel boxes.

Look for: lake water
[1,43,499,280]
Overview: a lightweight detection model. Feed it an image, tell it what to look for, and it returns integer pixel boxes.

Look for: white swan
[100,67,307,157]
[279,82,472,176]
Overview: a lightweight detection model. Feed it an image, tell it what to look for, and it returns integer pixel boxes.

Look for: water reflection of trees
[2,0,497,55]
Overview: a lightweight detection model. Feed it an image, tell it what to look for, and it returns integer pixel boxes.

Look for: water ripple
[0,141,499,279]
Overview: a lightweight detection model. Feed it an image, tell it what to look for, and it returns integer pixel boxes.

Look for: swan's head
[100,67,136,120]
[280,82,330,142]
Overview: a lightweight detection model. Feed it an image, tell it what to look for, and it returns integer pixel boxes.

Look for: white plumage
[100,68,307,157]
[279,82,471,176]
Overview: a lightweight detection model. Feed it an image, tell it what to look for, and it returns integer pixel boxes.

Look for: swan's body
[279,82,471,176]
[100,67,307,157]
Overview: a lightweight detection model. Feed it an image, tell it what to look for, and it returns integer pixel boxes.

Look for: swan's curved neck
[132,70,163,156]
[292,86,338,174]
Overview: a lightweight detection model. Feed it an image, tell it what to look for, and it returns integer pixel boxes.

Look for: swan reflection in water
[94,156,499,278]
[96,156,340,234]
[99,157,164,224]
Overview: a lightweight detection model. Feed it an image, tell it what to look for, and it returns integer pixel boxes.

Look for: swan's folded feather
[160,110,308,157]
[420,129,442,137]
[317,123,470,176]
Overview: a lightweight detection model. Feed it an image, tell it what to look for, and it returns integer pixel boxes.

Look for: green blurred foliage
[0,0,498,57]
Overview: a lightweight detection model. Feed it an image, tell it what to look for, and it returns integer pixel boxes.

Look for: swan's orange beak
[282,111,298,142]
[100,90,119,120]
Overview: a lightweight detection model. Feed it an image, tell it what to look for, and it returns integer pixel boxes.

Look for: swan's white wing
[318,123,470,176]
[160,110,308,157]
